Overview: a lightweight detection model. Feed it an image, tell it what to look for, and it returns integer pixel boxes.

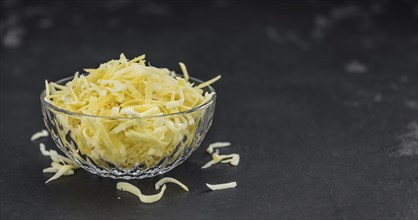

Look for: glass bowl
[40,76,216,179]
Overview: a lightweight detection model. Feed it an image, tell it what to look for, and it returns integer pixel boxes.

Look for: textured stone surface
[1,0,417,219]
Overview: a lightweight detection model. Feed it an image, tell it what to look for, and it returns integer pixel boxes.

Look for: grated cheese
[31,129,49,141]
[196,75,221,89]
[39,143,50,156]
[206,182,237,191]
[44,54,220,169]
[202,142,240,168]
[42,167,58,173]
[179,62,189,82]
[206,142,231,154]
[117,182,167,204]
[45,164,75,184]
[49,150,76,165]
[155,177,189,191]
[38,142,80,183]
[43,166,74,176]
[201,151,240,169]
[220,154,240,166]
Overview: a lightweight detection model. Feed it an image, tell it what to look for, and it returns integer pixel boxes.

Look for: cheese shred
[179,62,189,82]
[39,143,50,156]
[45,165,75,184]
[201,152,240,169]
[37,142,80,184]
[155,177,189,191]
[201,141,240,169]
[196,75,221,89]
[117,182,167,204]
[31,129,49,141]
[206,142,231,154]
[206,182,237,191]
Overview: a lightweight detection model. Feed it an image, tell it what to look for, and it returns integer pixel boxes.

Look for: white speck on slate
[266,27,282,44]
[314,15,328,28]
[345,60,368,74]
[373,94,382,103]
[2,26,25,48]
[405,99,418,110]
[397,121,418,156]
[330,4,361,20]
[399,75,408,83]
[38,17,52,29]
[311,14,329,40]
[390,83,399,91]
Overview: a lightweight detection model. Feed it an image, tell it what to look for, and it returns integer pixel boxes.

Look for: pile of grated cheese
[44,54,220,169]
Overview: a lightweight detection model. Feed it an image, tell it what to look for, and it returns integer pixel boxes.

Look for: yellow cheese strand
[39,143,50,156]
[179,62,189,82]
[202,142,240,168]
[155,177,189,191]
[45,165,75,184]
[206,142,231,154]
[206,182,237,191]
[38,142,80,183]
[43,166,74,175]
[201,151,239,169]
[116,182,167,204]
[31,129,49,141]
[196,75,221,89]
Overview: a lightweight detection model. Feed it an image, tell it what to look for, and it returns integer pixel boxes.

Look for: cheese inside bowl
[40,55,216,179]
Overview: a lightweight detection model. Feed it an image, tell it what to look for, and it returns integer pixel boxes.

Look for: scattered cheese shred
[30,129,49,141]
[45,164,75,184]
[39,143,50,156]
[220,154,240,166]
[117,182,167,204]
[202,142,240,169]
[201,151,240,169]
[206,182,237,191]
[155,177,189,191]
[42,166,74,176]
[202,142,239,192]
[44,54,219,169]
[42,167,58,173]
[206,142,231,154]
[201,160,216,169]
[37,142,80,184]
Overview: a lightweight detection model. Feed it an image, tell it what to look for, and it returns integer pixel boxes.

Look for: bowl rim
[40,75,216,119]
